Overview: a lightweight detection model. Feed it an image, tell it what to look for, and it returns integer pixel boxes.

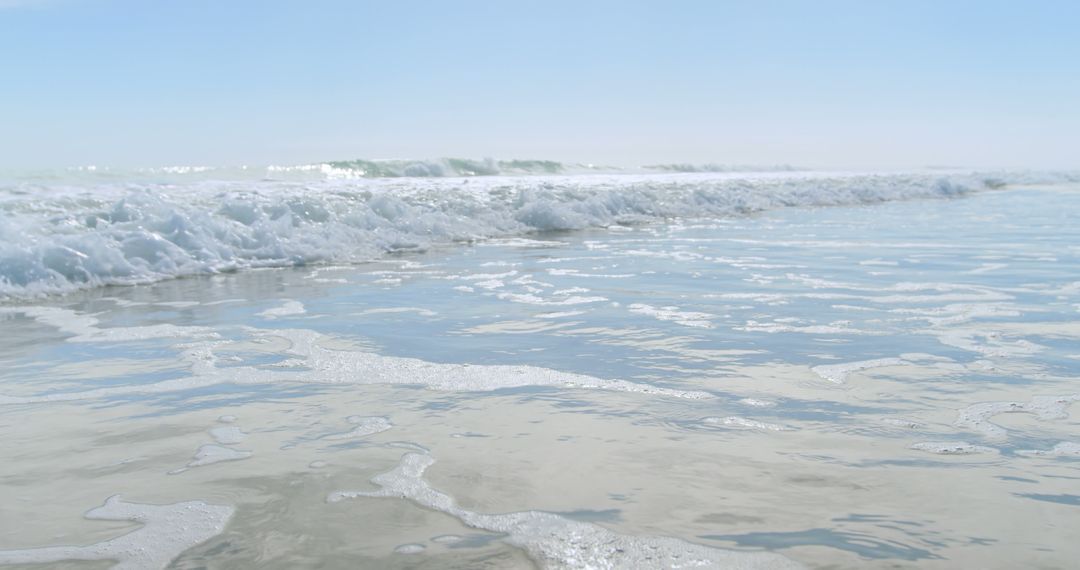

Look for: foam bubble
[329,453,802,569]
[0,496,233,569]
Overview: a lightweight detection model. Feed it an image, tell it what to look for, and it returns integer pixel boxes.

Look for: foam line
[329,453,803,569]
[0,496,233,569]
[0,328,713,404]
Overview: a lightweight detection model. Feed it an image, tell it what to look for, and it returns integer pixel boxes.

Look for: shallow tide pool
[1,184,1079,569]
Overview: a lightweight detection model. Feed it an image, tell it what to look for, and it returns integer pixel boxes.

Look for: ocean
[1,162,1078,569]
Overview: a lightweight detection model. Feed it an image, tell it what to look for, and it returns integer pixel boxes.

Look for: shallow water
[1,184,1079,569]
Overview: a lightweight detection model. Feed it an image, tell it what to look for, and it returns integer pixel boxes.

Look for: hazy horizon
[2,0,1078,170]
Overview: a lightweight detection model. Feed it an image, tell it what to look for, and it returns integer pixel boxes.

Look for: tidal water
[1,183,1078,569]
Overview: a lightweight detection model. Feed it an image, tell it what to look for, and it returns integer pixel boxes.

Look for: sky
[1,0,1078,170]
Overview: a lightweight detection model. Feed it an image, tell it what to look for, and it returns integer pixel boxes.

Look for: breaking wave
[0,169,1074,300]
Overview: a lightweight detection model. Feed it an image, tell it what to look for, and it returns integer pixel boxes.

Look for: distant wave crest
[3,157,812,183]
[642,163,803,173]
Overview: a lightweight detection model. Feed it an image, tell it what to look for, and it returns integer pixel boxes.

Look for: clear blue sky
[2,0,1077,169]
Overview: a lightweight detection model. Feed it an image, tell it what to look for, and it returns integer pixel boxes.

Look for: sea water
[0,169,1078,569]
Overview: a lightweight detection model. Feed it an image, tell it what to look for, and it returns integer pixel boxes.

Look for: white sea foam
[170,444,253,474]
[352,307,438,317]
[882,418,925,429]
[0,170,1024,300]
[899,303,1022,326]
[534,310,588,319]
[0,496,233,569]
[737,319,880,335]
[328,453,802,569]
[628,303,715,328]
[707,293,796,305]
[322,416,393,441]
[703,416,793,431]
[256,300,306,318]
[711,281,1015,308]
[955,395,1080,440]
[0,327,712,404]
[1017,442,1080,457]
[473,279,505,290]
[929,329,1044,358]
[0,306,218,343]
[967,263,1009,274]
[811,358,908,384]
[552,287,592,296]
[496,292,608,306]
[393,543,426,554]
[480,237,567,248]
[447,270,518,280]
[545,268,634,278]
[910,441,999,455]
[209,426,246,445]
[738,398,777,408]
